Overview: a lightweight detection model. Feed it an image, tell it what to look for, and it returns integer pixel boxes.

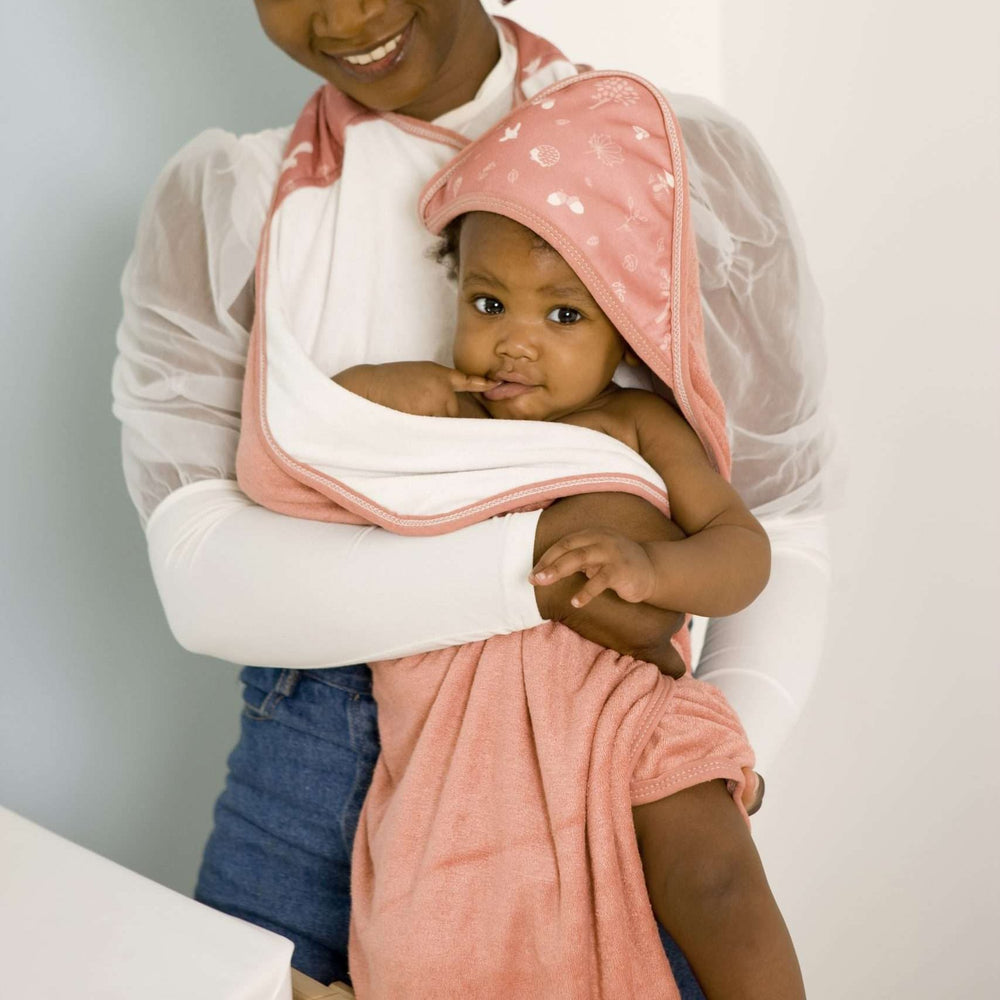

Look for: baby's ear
[623,347,642,368]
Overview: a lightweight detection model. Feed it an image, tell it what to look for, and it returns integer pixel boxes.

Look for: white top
[112,24,833,769]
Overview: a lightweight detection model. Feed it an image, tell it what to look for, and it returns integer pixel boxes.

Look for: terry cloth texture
[353,624,753,999]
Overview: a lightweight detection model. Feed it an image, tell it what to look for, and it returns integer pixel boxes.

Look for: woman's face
[254,0,499,121]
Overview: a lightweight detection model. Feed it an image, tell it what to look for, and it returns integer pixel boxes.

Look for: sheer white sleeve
[675,94,833,516]
[113,126,288,523]
[673,96,836,770]
[112,129,544,667]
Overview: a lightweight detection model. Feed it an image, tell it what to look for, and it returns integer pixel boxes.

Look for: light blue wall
[0,1,316,893]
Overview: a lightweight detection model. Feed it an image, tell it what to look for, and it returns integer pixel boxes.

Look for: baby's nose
[496,321,540,359]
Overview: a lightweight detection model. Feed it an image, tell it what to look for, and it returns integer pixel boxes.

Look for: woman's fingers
[741,769,765,815]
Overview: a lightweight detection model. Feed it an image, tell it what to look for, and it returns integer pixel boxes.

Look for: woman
[112,0,831,992]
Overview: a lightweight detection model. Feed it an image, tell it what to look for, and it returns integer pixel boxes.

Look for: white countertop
[0,805,294,999]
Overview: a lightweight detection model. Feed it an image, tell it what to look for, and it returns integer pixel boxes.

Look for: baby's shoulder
[606,389,705,464]
[555,388,639,449]
[602,388,684,426]
[556,389,681,450]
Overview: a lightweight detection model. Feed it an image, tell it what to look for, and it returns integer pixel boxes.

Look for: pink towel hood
[420,71,731,478]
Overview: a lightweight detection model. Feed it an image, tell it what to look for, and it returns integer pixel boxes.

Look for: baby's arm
[533,390,770,617]
[633,782,805,998]
[331,365,689,675]
[333,361,493,418]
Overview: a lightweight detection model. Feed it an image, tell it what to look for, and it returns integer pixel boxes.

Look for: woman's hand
[742,769,765,815]
[533,493,687,677]
[531,530,658,607]
[333,361,496,417]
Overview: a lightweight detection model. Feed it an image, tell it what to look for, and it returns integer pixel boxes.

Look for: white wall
[484,0,723,100]
[1,2,997,996]
[719,2,1000,996]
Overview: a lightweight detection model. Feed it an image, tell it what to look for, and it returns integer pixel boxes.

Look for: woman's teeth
[343,32,403,66]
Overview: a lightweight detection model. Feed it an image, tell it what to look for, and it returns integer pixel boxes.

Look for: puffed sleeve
[674,94,834,516]
[113,126,286,524]
[671,95,835,769]
[112,130,545,668]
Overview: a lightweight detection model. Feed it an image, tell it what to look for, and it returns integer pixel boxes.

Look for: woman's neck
[399,8,501,121]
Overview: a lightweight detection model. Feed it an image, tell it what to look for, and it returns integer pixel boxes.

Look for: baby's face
[452,214,625,421]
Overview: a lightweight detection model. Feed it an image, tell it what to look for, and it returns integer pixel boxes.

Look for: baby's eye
[547,306,583,325]
[472,296,504,315]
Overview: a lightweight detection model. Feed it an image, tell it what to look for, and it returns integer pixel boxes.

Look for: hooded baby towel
[234,32,754,998]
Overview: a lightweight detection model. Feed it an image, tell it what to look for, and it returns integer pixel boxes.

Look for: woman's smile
[255,0,499,121]
[318,18,414,81]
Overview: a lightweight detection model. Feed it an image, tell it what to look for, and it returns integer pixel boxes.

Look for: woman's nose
[314,0,388,40]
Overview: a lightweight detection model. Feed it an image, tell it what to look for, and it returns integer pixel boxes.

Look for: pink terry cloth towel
[232,22,755,996]
[353,626,754,1000]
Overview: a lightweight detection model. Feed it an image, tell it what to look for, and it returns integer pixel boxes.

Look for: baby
[334,207,804,997]
[325,71,807,997]
[336,209,770,622]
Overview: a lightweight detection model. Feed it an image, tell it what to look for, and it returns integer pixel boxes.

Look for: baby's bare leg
[632,781,805,999]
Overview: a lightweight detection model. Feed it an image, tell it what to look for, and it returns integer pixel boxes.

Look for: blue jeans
[195,666,706,998]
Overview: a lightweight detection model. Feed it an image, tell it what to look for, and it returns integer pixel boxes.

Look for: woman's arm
[115,131,687,671]
[146,482,687,674]
[673,96,836,770]
[697,511,830,770]
[145,480,545,666]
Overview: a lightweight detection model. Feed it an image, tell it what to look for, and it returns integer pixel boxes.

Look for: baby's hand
[333,361,497,417]
[530,529,658,608]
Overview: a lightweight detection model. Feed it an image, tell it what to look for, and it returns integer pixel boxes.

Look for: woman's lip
[320,19,414,80]
[334,21,411,58]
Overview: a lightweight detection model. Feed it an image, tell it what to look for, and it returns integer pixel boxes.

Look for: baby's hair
[432,217,465,280]
[431,213,557,280]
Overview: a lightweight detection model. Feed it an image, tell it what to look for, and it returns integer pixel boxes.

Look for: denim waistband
[239,663,373,697]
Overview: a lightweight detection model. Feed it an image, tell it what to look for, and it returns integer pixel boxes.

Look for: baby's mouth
[483,379,539,401]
